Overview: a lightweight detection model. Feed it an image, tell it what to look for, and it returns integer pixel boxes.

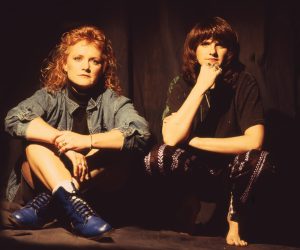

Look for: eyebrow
[72,54,101,59]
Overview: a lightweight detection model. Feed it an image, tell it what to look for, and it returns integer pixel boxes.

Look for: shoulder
[36,87,66,97]
[163,75,191,115]
[234,71,260,94]
[167,75,191,98]
[233,71,263,107]
[103,88,131,106]
[27,88,57,100]
[103,88,128,100]
[30,88,68,107]
[235,71,258,88]
[167,75,180,94]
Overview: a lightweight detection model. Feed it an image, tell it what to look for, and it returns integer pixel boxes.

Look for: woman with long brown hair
[145,16,274,246]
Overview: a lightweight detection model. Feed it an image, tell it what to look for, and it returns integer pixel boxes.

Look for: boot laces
[26,192,52,211]
[70,195,96,220]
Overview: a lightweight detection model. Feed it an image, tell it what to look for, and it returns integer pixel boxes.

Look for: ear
[63,63,68,72]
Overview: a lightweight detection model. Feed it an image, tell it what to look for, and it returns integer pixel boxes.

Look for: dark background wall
[1,0,299,246]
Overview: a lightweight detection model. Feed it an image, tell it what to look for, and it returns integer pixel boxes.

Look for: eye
[215,42,226,48]
[73,56,82,61]
[200,41,210,46]
[91,59,101,65]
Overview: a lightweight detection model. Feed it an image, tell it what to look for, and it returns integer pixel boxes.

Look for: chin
[73,82,96,89]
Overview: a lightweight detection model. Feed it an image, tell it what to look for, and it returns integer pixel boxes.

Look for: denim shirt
[5,87,151,153]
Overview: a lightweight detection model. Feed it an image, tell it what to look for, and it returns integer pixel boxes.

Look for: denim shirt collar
[63,87,103,115]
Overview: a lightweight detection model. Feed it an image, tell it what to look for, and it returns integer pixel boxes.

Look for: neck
[67,80,104,104]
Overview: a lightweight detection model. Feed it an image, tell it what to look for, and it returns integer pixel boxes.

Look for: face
[196,38,228,66]
[63,40,102,89]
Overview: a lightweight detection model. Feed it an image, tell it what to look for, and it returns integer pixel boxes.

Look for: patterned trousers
[144,144,275,222]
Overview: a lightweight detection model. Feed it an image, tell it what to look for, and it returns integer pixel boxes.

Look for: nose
[209,43,217,56]
[82,60,91,72]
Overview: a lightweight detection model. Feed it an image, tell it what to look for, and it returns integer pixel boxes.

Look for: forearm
[189,125,264,154]
[163,84,206,146]
[25,117,61,144]
[91,129,124,150]
[189,135,263,154]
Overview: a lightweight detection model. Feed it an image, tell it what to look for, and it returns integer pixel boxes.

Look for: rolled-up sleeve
[114,97,151,153]
[5,89,50,137]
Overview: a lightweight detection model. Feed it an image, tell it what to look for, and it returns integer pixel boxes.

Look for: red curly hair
[41,25,121,94]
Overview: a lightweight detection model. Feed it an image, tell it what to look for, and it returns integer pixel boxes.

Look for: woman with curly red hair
[5,25,150,239]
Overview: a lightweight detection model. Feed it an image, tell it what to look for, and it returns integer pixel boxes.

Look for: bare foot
[226,215,248,247]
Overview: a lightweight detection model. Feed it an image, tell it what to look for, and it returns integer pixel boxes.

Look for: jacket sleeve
[4,89,53,138]
[113,96,151,154]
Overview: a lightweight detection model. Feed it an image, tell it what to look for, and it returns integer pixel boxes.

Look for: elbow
[244,124,264,151]
[162,124,189,147]
[163,139,178,147]
[254,142,263,150]
[247,140,263,151]
[162,134,179,147]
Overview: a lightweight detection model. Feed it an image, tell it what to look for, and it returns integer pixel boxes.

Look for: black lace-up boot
[53,186,112,238]
[9,192,56,228]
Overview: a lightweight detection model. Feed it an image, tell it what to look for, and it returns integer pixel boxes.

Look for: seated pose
[144,17,274,246]
[5,25,150,239]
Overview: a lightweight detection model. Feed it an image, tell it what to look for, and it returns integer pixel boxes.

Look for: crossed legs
[23,143,131,193]
[12,143,131,238]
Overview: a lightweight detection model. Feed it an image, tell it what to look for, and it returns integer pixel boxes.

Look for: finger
[83,159,90,180]
[80,165,87,182]
[77,163,83,181]
[59,143,69,153]
[82,165,89,181]
[214,64,222,73]
[79,163,85,182]
[73,163,78,178]
[54,137,61,148]
[55,136,64,143]
[55,134,66,146]
[81,160,88,182]
[53,131,64,142]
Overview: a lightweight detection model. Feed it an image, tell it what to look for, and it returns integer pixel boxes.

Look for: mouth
[206,58,219,64]
[79,74,91,78]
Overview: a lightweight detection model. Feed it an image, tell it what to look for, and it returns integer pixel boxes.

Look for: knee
[144,144,170,175]
[246,149,274,169]
[25,143,56,160]
[25,144,38,161]
[25,143,43,158]
[144,144,196,175]
[231,149,275,175]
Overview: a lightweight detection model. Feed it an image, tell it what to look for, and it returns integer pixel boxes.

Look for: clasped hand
[64,150,89,182]
[196,62,222,91]
[54,131,89,153]
[54,131,90,182]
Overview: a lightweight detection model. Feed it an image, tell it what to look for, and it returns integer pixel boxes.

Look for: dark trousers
[144,144,275,222]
